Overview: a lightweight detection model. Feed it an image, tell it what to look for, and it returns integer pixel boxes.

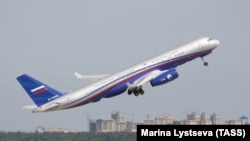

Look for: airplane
[16,36,220,113]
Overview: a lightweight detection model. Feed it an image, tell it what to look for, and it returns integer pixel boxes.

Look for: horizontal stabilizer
[22,105,37,110]
[40,103,59,112]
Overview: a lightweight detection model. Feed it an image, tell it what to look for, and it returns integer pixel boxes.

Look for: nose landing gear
[201,57,209,66]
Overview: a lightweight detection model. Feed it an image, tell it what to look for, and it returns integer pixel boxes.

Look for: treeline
[0,131,136,141]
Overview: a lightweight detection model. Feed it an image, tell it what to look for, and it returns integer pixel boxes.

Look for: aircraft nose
[214,39,220,46]
[211,39,220,48]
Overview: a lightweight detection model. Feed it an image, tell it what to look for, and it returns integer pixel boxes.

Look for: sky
[0,0,249,132]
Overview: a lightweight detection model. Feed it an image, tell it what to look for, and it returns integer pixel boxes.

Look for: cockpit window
[207,38,213,41]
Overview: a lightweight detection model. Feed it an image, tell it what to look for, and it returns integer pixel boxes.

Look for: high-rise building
[111,111,125,123]
[210,113,221,125]
[155,115,173,125]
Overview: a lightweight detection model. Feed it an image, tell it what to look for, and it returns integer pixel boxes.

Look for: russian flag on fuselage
[31,85,48,95]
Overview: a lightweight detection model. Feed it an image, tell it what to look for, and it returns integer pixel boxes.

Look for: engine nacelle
[150,69,178,87]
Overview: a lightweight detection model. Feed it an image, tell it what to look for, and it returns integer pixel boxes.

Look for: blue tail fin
[16,74,64,107]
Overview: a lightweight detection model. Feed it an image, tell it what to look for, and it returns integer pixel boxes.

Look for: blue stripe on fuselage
[64,49,212,109]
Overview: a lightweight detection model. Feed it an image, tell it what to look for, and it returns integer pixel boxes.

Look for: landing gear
[134,91,139,96]
[127,86,144,96]
[201,57,209,66]
[128,89,132,95]
[139,88,144,95]
[134,89,139,96]
[203,62,208,66]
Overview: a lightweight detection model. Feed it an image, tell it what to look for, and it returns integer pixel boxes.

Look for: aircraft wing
[126,69,178,96]
[127,69,168,88]
[73,71,109,81]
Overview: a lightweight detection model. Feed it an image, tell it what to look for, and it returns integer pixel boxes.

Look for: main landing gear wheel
[128,89,132,95]
[134,92,139,96]
[139,88,144,95]
[127,86,145,96]
[134,89,139,96]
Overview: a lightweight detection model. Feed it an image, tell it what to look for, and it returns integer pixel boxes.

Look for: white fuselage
[35,37,219,112]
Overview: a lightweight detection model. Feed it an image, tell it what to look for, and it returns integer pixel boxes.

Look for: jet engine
[150,69,178,87]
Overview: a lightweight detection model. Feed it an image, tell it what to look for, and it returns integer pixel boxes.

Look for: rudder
[16,74,64,107]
